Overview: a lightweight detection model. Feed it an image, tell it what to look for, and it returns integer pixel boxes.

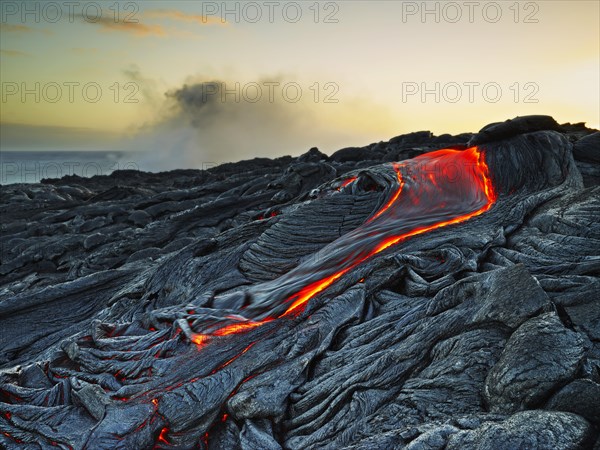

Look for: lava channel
[192,146,496,346]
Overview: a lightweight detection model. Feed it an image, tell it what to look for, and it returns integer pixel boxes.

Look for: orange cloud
[144,9,226,25]
[77,9,222,38]
[0,49,29,57]
[0,24,30,32]
[82,16,167,37]
[70,47,99,55]
[0,24,51,34]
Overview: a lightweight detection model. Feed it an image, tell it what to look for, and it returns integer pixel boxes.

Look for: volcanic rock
[0,116,599,449]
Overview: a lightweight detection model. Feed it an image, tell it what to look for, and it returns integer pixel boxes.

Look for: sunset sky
[1,0,598,166]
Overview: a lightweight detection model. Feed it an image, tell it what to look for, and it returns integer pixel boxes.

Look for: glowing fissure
[191,146,496,347]
[367,163,404,223]
[339,176,358,189]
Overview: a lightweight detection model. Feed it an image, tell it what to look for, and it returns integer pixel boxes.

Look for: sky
[1,0,598,168]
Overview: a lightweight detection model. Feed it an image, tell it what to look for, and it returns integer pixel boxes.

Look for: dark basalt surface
[1,115,599,449]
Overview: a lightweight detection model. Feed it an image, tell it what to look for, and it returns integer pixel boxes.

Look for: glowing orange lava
[191,147,496,346]
[367,162,404,223]
[337,176,358,191]
[191,334,210,347]
[192,320,271,349]
[213,321,267,336]
[157,427,169,444]
[282,146,495,315]
[283,269,350,316]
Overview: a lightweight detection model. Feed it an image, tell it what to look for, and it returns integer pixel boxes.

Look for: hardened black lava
[1,115,599,449]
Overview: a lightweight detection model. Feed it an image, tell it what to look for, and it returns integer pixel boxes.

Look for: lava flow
[192,146,496,345]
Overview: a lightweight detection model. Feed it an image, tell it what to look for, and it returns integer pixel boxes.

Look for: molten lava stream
[191,146,496,345]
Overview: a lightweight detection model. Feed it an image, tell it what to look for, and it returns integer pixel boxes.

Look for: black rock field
[1,115,599,450]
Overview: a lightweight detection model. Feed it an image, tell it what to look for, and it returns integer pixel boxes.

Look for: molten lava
[192,146,496,345]
[336,176,358,191]
[157,427,169,444]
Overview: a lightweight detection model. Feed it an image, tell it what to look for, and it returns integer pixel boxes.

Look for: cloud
[122,77,313,169]
[144,9,225,26]
[0,24,51,34]
[1,68,396,171]
[120,73,395,171]
[0,24,30,32]
[122,65,165,111]
[0,49,29,57]
[70,47,98,55]
[78,15,167,37]
[75,8,224,38]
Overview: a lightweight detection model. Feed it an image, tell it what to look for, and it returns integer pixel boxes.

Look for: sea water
[0,151,139,185]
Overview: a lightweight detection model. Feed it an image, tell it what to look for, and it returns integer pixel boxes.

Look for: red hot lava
[192,146,496,345]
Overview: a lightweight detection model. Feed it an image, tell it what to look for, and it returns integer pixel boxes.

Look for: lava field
[1,115,599,449]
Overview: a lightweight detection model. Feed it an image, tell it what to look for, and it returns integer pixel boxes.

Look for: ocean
[0,151,140,185]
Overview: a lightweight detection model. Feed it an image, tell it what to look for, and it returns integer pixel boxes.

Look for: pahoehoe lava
[1,115,599,449]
